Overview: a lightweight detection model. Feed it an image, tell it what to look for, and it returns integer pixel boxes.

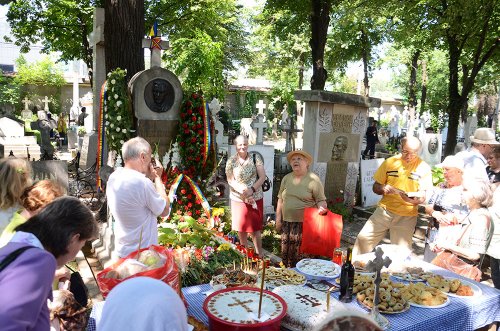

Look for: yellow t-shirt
[374,154,432,216]
[278,172,327,222]
[0,212,26,247]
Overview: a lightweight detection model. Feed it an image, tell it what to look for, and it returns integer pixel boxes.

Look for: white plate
[296,258,341,279]
[409,296,450,309]
[390,273,427,282]
[441,276,482,298]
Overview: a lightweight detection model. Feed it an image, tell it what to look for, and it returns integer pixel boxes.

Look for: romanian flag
[149,21,158,37]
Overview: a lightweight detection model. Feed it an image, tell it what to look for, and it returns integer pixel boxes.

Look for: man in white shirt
[107,137,170,258]
[456,128,499,180]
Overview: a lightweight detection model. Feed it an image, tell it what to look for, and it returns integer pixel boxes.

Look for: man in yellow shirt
[353,136,432,256]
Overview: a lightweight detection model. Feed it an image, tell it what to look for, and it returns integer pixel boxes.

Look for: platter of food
[426,275,482,298]
[210,269,257,288]
[400,282,449,308]
[296,259,341,279]
[356,288,410,314]
[256,267,307,290]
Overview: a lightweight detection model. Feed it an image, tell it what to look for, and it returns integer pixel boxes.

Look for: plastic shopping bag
[300,208,343,257]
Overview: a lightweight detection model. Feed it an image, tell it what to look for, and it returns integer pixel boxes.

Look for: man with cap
[353,136,433,257]
[421,155,469,262]
[276,149,327,267]
[456,128,499,181]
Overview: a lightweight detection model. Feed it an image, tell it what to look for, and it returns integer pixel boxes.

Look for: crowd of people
[0,124,499,330]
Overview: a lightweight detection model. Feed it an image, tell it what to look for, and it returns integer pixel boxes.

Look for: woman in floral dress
[226,135,267,256]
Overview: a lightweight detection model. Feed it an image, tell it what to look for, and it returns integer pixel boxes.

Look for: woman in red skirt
[226,135,267,256]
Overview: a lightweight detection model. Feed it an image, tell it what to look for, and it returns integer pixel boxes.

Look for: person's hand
[242,187,253,198]
[318,206,328,215]
[399,192,420,205]
[382,184,400,195]
[432,211,457,225]
[151,158,163,178]
[54,267,70,282]
[276,219,282,233]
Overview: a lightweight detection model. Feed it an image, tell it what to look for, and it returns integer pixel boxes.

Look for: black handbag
[252,153,272,192]
[65,264,89,308]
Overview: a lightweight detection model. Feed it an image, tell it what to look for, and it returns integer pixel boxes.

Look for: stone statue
[428,136,439,154]
[144,78,175,113]
[331,135,348,161]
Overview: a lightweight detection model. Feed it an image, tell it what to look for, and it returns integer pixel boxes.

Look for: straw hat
[437,155,464,171]
[286,150,313,164]
[470,128,499,145]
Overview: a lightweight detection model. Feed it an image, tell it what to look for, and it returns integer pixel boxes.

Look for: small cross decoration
[365,247,392,320]
[228,297,254,313]
[296,293,321,307]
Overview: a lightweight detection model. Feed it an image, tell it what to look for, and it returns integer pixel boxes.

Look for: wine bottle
[339,247,355,303]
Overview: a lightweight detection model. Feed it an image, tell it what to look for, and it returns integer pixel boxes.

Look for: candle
[258,260,266,318]
[327,286,335,311]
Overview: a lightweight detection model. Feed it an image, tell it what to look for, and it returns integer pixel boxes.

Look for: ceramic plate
[409,296,450,309]
[296,259,341,279]
[439,276,482,298]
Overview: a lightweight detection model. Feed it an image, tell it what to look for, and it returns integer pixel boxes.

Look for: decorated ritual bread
[296,259,341,278]
[272,285,339,331]
[203,287,287,331]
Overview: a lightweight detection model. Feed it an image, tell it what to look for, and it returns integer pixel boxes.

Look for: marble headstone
[360,158,385,207]
[129,66,183,157]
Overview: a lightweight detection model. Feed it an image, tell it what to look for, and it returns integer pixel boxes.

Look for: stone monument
[129,33,182,157]
[420,133,442,167]
[295,90,380,208]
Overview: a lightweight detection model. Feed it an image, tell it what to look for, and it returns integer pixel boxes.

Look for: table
[87,261,500,331]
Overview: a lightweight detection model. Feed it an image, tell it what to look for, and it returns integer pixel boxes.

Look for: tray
[439,276,482,298]
[409,296,450,309]
[357,296,410,314]
[296,258,341,279]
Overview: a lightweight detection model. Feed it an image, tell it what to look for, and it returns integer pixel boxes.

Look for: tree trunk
[444,36,462,157]
[298,52,305,90]
[309,0,331,90]
[104,0,145,82]
[408,50,420,113]
[361,28,370,97]
[420,59,427,114]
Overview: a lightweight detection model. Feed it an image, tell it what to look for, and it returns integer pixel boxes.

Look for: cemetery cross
[251,114,268,145]
[142,32,169,68]
[256,99,266,116]
[42,96,50,112]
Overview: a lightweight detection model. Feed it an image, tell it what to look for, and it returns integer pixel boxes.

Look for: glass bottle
[339,247,355,303]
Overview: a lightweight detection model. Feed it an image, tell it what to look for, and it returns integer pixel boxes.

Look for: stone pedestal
[294,90,380,207]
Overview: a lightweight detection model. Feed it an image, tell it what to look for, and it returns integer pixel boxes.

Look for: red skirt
[230,199,263,232]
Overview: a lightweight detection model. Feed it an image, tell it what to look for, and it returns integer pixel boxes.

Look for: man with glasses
[353,136,433,256]
[456,128,499,181]
[107,137,170,259]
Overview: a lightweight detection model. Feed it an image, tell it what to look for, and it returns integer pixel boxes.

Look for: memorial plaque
[331,113,353,133]
[360,158,384,207]
[318,132,360,163]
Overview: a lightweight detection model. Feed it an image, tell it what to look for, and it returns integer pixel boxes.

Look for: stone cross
[42,96,50,112]
[251,114,268,145]
[281,117,302,152]
[23,97,30,111]
[365,247,392,321]
[142,36,169,68]
[256,99,266,116]
[90,7,105,132]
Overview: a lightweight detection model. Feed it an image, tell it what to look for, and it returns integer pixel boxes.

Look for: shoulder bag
[252,153,271,192]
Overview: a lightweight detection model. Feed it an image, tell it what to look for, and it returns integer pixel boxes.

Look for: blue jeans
[490,256,500,290]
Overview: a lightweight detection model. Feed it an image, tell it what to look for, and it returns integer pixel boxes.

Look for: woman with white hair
[422,155,469,262]
[434,178,493,278]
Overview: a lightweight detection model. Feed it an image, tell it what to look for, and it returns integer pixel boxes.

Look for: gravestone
[31,160,69,190]
[295,90,380,207]
[240,117,257,145]
[90,7,106,132]
[21,97,32,120]
[360,158,385,207]
[420,133,442,167]
[463,115,478,147]
[0,117,41,160]
[80,134,98,169]
[251,114,267,145]
[129,66,183,158]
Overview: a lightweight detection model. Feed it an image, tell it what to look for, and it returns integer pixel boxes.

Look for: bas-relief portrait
[317,133,360,163]
[428,136,439,154]
[144,78,175,113]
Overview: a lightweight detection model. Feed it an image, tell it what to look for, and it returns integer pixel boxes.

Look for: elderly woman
[0,197,98,330]
[276,150,327,267]
[486,145,500,184]
[422,155,469,262]
[434,178,493,279]
[0,158,32,233]
[226,135,267,256]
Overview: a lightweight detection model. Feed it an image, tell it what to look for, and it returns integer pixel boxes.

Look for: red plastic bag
[96,245,180,299]
[300,208,343,257]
